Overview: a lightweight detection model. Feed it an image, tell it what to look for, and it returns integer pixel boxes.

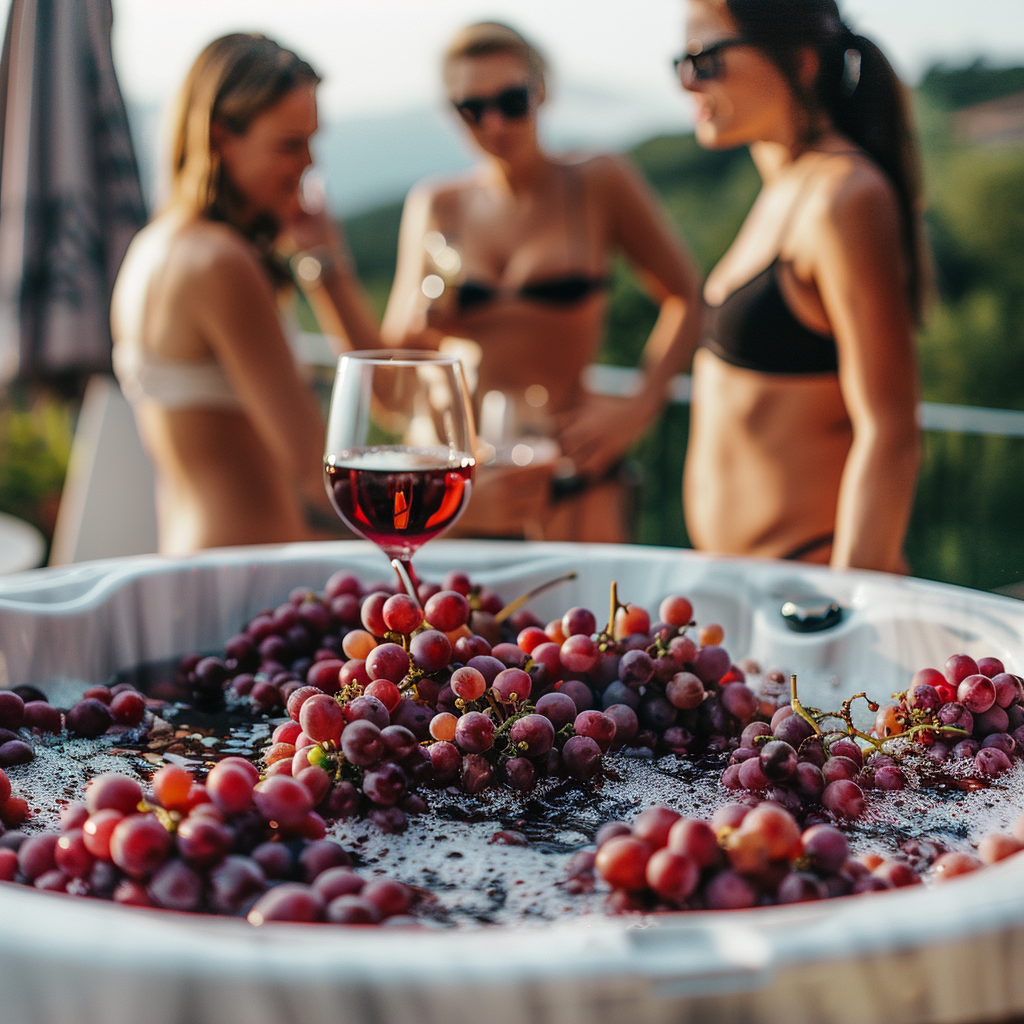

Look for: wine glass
[323,350,477,592]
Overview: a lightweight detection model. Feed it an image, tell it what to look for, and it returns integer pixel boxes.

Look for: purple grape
[389,700,434,740]
[23,701,62,733]
[993,673,1024,709]
[409,630,452,673]
[251,841,294,879]
[562,735,602,781]
[362,763,408,807]
[343,695,390,730]
[721,764,743,789]
[504,757,536,792]
[365,643,410,684]
[662,726,694,752]
[822,756,860,784]
[778,871,825,903]
[298,839,351,882]
[720,683,759,723]
[958,674,997,714]
[705,870,757,909]
[738,757,770,792]
[466,656,505,685]
[639,695,677,732]
[17,833,58,881]
[0,740,33,767]
[535,691,577,729]
[828,738,864,767]
[759,740,798,782]
[604,704,639,746]
[562,607,597,637]
[557,680,594,712]
[907,683,941,712]
[368,806,408,833]
[176,816,233,866]
[208,855,267,913]
[801,824,849,874]
[380,724,418,761]
[600,681,639,711]
[247,883,324,924]
[619,649,654,688]
[974,705,1009,737]
[0,692,25,730]
[874,765,906,790]
[340,720,383,766]
[509,714,556,757]
[147,859,204,912]
[740,722,771,747]
[976,747,1012,777]
[461,754,493,794]
[491,643,528,669]
[420,741,457,784]
[730,746,758,765]
[798,737,827,768]
[822,780,865,818]
[454,711,495,754]
[952,738,980,760]
[773,714,814,747]
[692,645,730,685]
[574,710,616,753]
[492,668,532,704]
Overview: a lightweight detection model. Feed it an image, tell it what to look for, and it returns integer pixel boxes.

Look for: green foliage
[0,390,73,540]
[918,59,1024,111]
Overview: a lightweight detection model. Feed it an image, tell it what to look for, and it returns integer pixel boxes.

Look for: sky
[106,0,1024,120]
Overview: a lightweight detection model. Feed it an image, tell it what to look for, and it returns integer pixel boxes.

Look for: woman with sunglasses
[678,0,925,571]
[382,22,701,541]
[111,35,380,553]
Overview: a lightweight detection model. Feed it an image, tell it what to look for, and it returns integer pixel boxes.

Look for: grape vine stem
[494,572,578,624]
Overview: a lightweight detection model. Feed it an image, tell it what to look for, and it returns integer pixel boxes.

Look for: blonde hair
[443,22,547,87]
[169,33,319,224]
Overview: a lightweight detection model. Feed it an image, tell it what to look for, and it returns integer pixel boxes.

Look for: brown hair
[443,22,547,87]
[169,33,319,231]
[717,0,928,319]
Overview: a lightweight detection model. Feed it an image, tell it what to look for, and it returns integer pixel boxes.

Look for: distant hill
[919,60,1024,111]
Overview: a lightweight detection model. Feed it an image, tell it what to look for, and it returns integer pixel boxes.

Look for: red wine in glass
[325,447,474,564]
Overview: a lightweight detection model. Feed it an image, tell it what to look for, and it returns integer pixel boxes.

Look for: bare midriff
[136,404,309,555]
[684,347,853,561]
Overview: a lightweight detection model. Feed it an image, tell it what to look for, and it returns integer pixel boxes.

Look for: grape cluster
[577,801,1024,910]
[0,765,415,926]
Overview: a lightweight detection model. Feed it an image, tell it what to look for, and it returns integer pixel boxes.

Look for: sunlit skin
[111,85,379,554]
[382,51,702,541]
[681,1,921,572]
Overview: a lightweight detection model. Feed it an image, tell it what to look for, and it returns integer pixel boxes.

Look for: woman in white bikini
[112,34,379,554]
[382,22,702,542]
[679,0,925,572]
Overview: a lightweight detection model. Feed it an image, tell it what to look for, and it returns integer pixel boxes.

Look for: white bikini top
[113,344,242,409]
[112,220,299,411]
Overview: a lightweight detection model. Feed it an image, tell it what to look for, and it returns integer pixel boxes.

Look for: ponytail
[725,0,928,319]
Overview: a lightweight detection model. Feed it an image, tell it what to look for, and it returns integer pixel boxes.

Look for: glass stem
[391,558,422,605]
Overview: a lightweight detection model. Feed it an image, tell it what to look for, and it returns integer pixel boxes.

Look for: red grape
[110,814,173,878]
[382,594,424,635]
[424,591,470,632]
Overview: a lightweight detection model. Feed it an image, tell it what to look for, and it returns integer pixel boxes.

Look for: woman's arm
[280,206,381,353]
[557,155,703,478]
[184,227,332,510]
[380,184,446,348]
[813,170,921,573]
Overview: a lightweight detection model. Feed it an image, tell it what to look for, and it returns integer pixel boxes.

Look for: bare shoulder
[811,152,901,235]
[564,151,639,188]
[168,219,263,280]
[404,170,482,228]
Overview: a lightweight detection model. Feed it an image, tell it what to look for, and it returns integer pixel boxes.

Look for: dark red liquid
[324,449,474,557]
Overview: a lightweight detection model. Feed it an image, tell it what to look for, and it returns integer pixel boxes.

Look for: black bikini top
[457,273,609,313]
[702,259,838,375]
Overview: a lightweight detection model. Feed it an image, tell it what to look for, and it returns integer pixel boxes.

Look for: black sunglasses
[452,85,531,126]
[673,38,751,83]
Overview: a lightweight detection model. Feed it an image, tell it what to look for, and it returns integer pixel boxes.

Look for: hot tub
[1,540,1023,1024]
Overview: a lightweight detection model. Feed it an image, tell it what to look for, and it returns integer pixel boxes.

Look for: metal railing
[583,363,1024,438]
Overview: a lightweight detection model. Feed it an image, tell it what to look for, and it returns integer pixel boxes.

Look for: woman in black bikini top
[382,22,702,542]
[678,0,925,572]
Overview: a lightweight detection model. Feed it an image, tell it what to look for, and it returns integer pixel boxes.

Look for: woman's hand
[555,391,660,480]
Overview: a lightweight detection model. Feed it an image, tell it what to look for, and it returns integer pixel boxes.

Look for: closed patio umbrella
[0,0,145,387]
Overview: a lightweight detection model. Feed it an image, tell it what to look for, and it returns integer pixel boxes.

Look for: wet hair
[720,0,928,318]
[169,33,319,238]
[443,22,548,88]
